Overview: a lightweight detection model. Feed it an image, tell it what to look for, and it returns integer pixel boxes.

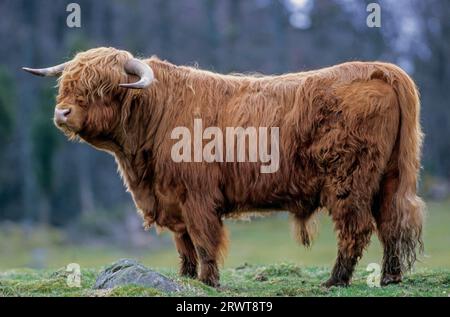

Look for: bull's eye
[75,96,88,108]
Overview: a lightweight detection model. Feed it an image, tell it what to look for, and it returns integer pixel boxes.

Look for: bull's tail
[375,63,425,272]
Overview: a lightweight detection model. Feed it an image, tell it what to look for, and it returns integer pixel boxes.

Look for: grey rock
[93,258,183,292]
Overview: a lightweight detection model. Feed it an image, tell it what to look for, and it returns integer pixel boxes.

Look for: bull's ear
[22,62,69,77]
[119,58,154,89]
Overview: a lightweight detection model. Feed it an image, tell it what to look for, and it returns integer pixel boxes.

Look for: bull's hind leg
[373,167,423,286]
[173,231,198,278]
[324,199,374,287]
[320,81,401,287]
[323,146,384,287]
[372,171,403,286]
[182,198,227,287]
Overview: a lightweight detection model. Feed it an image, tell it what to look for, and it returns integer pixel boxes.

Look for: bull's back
[217,62,402,214]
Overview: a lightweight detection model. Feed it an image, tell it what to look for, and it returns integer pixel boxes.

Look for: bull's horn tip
[22,67,43,76]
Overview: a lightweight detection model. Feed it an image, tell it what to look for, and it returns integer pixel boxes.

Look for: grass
[0,264,449,297]
[0,200,449,296]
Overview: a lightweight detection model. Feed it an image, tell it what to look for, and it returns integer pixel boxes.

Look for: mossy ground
[0,264,449,297]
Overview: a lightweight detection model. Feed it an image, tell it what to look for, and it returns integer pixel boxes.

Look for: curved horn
[22,62,69,77]
[119,58,154,89]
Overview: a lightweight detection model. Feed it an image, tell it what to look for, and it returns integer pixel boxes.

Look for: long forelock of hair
[58,47,132,103]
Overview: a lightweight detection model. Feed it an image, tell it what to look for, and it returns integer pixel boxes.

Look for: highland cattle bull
[23,47,424,287]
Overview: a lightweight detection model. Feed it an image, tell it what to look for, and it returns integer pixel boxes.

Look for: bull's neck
[111,59,184,216]
[117,60,171,149]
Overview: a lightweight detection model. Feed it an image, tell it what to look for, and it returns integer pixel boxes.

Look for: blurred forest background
[0,0,449,270]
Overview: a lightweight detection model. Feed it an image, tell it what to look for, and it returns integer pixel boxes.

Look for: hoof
[180,269,197,279]
[217,285,231,292]
[200,277,220,288]
[380,274,402,286]
[180,272,197,279]
[322,277,349,288]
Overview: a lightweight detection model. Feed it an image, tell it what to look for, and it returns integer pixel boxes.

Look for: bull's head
[22,47,154,145]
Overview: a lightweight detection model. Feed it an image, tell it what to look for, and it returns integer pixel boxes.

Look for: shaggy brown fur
[32,47,425,287]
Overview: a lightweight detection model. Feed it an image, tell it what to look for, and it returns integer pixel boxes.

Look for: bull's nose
[54,108,71,124]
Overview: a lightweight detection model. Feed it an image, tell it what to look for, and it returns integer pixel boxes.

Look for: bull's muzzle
[54,108,71,125]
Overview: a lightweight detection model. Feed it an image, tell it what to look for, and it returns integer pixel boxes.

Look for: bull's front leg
[173,231,198,278]
[181,198,227,287]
